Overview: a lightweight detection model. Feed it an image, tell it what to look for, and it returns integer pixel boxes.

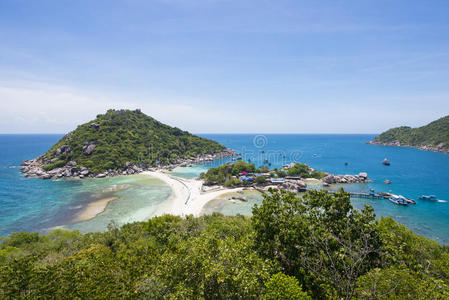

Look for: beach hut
[239,176,253,181]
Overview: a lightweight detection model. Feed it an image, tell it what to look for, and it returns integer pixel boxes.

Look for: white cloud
[0,81,250,133]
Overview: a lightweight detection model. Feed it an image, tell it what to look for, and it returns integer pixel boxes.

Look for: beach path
[142,171,244,217]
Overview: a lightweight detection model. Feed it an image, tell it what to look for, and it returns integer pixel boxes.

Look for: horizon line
[0,132,380,135]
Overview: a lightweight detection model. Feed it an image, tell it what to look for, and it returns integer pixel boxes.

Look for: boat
[419,195,437,201]
[382,158,390,166]
[389,194,408,205]
[398,195,416,204]
[384,180,392,184]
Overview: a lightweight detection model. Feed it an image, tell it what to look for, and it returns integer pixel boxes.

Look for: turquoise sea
[1,134,449,244]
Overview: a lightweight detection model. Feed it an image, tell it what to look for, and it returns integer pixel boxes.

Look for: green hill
[370,115,449,153]
[21,109,228,177]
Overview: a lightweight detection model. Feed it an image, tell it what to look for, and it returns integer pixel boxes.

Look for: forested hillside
[371,115,449,153]
[22,109,227,177]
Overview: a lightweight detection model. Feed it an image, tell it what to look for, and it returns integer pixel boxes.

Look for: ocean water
[195,134,449,244]
[1,134,449,244]
[0,134,171,236]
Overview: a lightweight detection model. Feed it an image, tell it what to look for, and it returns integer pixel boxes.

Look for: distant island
[20,109,235,179]
[369,115,449,154]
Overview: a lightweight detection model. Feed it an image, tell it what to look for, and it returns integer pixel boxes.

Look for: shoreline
[71,196,118,223]
[20,148,237,180]
[142,171,245,217]
[67,171,246,225]
[70,169,369,223]
[368,141,449,154]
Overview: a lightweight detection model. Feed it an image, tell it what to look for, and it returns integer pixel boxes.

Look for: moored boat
[398,195,416,204]
[382,158,390,166]
[389,194,408,205]
[419,195,437,201]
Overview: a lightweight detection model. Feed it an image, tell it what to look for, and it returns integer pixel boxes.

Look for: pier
[306,189,388,200]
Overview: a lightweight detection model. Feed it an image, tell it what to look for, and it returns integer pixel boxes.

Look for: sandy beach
[142,170,245,217]
[72,196,118,223]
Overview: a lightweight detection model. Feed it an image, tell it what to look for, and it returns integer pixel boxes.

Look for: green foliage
[1,192,448,299]
[287,163,325,179]
[263,272,310,299]
[255,176,267,184]
[202,161,256,185]
[43,160,66,171]
[1,232,39,248]
[310,170,326,179]
[354,266,449,299]
[287,163,311,177]
[43,109,226,173]
[252,189,382,299]
[141,233,273,298]
[224,178,240,187]
[373,115,449,149]
[202,161,325,185]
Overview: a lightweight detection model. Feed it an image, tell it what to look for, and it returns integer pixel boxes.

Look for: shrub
[255,176,266,184]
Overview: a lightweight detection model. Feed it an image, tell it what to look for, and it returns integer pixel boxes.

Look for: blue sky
[1,0,448,133]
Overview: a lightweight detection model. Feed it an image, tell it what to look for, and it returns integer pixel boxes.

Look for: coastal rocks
[368,140,449,154]
[80,168,90,176]
[20,158,92,180]
[55,145,71,156]
[20,148,237,180]
[49,157,60,164]
[282,180,307,192]
[323,173,370,185]
[82,142,96,155]
[323,175,337,184]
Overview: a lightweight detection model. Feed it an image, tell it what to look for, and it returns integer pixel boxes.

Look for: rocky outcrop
[20,148,238,180]
[55,145,71,156]
[368,140,449,154]
[91,123,100,131]
[82,142,96,155]
[322,172,370,185]
[281,179,307,192]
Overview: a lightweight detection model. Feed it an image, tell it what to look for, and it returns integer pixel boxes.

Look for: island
[369,115,449,154]
[20,109,236,179]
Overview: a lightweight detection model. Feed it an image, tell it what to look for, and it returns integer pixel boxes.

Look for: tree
[354,266,449,299]
[263,272,310,299]
[252,189,382,299]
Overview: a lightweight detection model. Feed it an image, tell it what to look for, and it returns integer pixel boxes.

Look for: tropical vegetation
[202,161,326,186]
[1,189,448,299]
[41,109,226,173]
[372,115,449,151]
